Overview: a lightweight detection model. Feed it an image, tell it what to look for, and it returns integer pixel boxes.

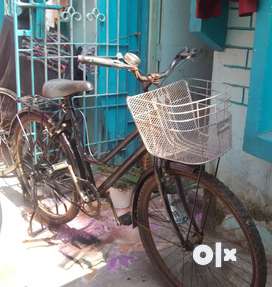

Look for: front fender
[132,167,154,227]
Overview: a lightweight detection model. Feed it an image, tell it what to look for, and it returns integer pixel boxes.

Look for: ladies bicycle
[10,48,267,286]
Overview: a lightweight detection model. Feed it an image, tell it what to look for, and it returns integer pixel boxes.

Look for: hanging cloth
[196,0,258,19]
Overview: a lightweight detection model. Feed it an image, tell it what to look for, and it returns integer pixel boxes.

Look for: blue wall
[0,0,4,31]
[244,0,272,162]
[96,0,149,159]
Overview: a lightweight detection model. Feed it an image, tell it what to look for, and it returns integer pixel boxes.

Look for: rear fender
[9,109,53,138]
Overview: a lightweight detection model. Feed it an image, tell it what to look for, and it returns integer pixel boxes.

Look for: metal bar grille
[11,0,149,161]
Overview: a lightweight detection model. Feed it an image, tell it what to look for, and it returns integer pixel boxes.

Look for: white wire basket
[127,79,232,165]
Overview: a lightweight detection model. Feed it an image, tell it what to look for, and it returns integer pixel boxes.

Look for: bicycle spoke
[136,169,263,287]
[16,115,79,223]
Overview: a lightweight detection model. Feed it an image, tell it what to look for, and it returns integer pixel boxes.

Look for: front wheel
[136,164,267,287]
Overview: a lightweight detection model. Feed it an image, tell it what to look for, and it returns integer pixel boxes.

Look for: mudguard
[9,108,53,138]
[131,167,154,227]
[131,162,199,227]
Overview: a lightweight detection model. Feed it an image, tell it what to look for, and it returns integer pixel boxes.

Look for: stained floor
[0,177,164,287]
[0,177,271,287]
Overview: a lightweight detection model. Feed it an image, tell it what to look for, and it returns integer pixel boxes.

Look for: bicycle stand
[28,209,45,238]
[27,179,45,237]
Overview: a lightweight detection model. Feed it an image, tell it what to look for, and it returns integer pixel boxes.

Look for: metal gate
[10,0,149,160]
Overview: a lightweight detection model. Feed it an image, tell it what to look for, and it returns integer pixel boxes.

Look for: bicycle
[10,48,267,286]
[0,88,29,201]
[0,88,19,177]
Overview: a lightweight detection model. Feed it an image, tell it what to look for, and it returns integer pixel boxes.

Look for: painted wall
[148,0,213,83]
[211,2,272,213]
[0,0,4,31]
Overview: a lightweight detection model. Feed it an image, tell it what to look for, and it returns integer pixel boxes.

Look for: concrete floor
[0,177,271,287]
[0,177,164,287]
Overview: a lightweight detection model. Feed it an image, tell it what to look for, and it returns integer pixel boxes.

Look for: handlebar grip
[190,48,199,57]
[176,48,199,60]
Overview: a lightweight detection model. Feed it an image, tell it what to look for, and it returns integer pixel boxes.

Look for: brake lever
[177,48,199,60]
[190,48,200,57]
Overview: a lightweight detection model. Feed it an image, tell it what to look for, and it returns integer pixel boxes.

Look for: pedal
[118,212,132,226]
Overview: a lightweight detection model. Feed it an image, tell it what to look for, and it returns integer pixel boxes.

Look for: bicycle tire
[136,164,267,287]
[0,88,18,175]
[0,88,30,199]
[13,111,80,225]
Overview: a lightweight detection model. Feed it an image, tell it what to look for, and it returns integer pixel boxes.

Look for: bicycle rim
[137,167,266,287]
[0,89,17,176]
[14,112,79,225]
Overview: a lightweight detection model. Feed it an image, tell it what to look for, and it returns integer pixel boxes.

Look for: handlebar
[78,47,199,85]
[77,55,135,70]
[159,47,199,79]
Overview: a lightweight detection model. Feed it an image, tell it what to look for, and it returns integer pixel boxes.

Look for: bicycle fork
[153,158,203,250]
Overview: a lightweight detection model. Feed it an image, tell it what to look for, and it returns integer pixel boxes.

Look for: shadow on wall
[149,0,214,84]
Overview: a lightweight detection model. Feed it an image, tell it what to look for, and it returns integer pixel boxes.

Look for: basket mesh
[127,79,232,165]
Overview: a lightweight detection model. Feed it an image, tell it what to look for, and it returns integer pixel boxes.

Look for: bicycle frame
[15,48,205,238]
[52,96,206,242]
[58,97,147,198]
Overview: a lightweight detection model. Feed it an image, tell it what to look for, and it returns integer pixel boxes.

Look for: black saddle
[42,79,93,99]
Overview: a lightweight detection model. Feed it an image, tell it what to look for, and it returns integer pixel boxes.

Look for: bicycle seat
[42,79,93,99]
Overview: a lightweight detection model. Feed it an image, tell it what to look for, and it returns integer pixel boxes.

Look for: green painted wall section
[33,0,46,39]
[190,0,228,51]
[0,0,4,31]
[243,0,272,162]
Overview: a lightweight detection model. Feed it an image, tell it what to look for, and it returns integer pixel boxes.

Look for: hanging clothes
[196,0,258,19]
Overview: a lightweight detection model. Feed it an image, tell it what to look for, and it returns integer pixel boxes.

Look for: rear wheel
[13,112,80,225]
[136,165,267,287]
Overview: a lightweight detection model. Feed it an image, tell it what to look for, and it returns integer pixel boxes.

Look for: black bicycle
[10,48,266,286]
